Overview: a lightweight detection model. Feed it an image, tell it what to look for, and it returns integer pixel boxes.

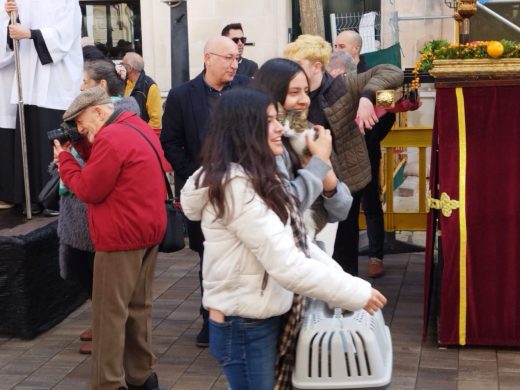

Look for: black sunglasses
[231,37,247,44]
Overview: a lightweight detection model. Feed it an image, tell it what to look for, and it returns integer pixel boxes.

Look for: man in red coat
[54,86,165,390]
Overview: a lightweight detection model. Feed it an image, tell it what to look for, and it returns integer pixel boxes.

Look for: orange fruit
[487,41,504,58]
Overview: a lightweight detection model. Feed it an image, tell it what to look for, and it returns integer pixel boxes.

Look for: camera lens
[46,122,83,144]
[47,128,67,143]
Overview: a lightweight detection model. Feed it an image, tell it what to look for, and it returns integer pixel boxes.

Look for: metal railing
[476,2,520,34]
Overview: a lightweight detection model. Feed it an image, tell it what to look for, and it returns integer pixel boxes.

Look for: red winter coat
[59,111,166,251]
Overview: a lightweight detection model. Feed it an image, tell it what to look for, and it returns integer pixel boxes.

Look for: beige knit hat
[63,86,111,121]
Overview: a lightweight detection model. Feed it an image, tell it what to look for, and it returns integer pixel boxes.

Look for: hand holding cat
[356,97,379,135]
[306,125,332,162]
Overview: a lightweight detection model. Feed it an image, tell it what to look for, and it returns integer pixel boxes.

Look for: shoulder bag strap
[123,122,174,200]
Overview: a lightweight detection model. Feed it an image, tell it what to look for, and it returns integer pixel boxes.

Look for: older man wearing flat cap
[54,86,166,390]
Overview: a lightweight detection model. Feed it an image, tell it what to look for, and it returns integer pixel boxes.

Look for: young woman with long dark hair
[252,58,351,241]
[181,87,386,390]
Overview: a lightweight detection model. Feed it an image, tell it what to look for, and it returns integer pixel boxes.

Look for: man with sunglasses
[221,23,258,78]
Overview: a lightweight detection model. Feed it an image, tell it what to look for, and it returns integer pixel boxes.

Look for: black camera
[47,121,83,144]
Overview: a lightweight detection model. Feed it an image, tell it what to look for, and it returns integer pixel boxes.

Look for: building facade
[81,0,464,96]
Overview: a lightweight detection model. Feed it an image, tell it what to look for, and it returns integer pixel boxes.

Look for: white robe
[0,8,16,129]
[4,0,83,110]
[0,0,82,204]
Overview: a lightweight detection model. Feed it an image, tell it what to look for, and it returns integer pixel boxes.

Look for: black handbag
[125,123,185,253]
[38,170,60,210]
[162,198,185,253]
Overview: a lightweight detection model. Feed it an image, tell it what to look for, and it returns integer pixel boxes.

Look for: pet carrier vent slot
[317,332,327,377]
[339,330,351,377]
[356,331,372,376]
[327,331,335,377]
[352,331,362,376]
[308,332,319,377]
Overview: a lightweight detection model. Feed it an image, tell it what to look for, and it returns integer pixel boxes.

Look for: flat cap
[63,86,112,121]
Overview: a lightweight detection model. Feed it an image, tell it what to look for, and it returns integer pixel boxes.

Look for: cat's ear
[276,102,286,122]
[277,102,285,116]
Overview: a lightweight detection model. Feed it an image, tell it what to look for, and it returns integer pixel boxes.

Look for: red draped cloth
[424,82,520,346]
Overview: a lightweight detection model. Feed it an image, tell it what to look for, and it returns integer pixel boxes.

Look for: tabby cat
[277,105,328,239]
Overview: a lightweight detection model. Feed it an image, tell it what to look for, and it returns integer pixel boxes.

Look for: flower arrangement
[411,39,520,87]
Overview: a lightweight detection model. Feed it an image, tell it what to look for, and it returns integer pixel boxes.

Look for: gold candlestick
[453,11,464,44]
[456,0,477,44]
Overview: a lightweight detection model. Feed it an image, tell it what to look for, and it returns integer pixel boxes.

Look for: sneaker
[368,257,385,278]
[79,327,92,341]
[196,319,209,348]
[22,203,43,216]
[79,341,92,355]
[43,208,60,217]
[127,372,159,390]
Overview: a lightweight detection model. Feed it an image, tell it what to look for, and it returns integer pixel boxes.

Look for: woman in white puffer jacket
[181,87,386,390]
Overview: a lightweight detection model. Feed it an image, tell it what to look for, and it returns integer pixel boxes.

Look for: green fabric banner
[362,43,402,68]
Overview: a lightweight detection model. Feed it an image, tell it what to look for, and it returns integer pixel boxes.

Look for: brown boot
[79,327,92,341]
[368,257,384,278]
[79,341,92,355]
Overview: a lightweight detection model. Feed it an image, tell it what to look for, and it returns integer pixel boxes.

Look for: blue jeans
[209,315,282,390]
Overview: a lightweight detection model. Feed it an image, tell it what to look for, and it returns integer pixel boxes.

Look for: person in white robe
[0,7,16,207]
[1,0,82,211]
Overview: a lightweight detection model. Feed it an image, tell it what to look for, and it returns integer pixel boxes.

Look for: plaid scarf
[274,196,310,390]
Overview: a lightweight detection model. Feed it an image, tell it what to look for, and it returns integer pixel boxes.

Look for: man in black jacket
[221,23,258,77]
[160,36,249,347]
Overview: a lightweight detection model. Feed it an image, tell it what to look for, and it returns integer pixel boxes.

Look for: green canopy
[362,43,402,68]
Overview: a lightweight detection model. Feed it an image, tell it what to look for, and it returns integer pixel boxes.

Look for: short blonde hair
[284,34,332,68]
